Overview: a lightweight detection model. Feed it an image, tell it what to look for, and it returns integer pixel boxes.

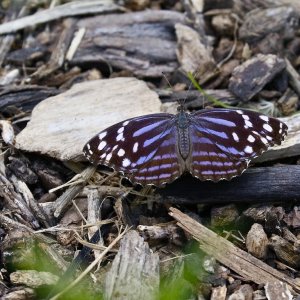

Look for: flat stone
[16,77,161,161]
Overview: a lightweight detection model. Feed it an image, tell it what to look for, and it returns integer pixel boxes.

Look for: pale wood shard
[169,207,300,293]
[0,0,123,35]
[104,230,159,300]
[15,77,162,161]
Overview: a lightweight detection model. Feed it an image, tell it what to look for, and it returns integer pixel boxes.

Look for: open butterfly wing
[188,125,249,181]
[128,125,183,186]
[83,113,182,185]
[191,109,287,161]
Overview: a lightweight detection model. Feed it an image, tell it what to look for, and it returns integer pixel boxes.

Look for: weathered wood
[104,230,159,300]
[169,207,300,293]
[0,85,59,111]
[239,6,299,43]
[265,281,293,300]
[72,10,185,77]
[30,18,77,81]
[228,54,286,101]
[53,166,96,218]
[158,165,300,203]
[0,1,124,35]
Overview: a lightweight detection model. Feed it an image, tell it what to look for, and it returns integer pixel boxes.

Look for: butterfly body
[83,108,288,186]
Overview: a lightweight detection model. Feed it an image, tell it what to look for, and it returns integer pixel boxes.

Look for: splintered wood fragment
[175,23,216,77]
[228,54,286,101]
[158,165,300,204]
[0,1,123,35]
[73,10,185,77]
[169,207,300,293]
[53,166,96,218]
[105,230,159,300]
[30,18,77,81]
[246,224,268,260]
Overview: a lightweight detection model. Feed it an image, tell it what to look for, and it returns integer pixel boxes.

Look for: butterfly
[83,106,288,186]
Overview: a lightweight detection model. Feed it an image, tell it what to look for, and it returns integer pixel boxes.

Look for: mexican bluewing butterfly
[83,106,288,186]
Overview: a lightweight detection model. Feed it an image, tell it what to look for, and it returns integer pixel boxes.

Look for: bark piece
[246,223,269,260]
[0,1,123,35]
[269,235,300,268]
[175,23,216,76]
[228,54,286,101]
[15,77,161,161]
[158,165,300,204]
[104,230,159,300]
[239,6,299,43]
[169,207,300,293]
[72,10,185,77]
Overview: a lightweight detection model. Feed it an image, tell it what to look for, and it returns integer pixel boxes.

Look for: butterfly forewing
[83,113,175,174]
[191,109,287,161]
[128,126,183,186]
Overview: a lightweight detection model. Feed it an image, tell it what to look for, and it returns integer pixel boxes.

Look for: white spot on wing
[261,137,268,144]
[242,114,250,121]
[244,120,253,128]
[263,123,273,132]
[99,131,107,139]
[106,153,112,161]
[232,132,239,142]
[116,133,124,141]
[259,115,269,122]
[244,145,253,154]
[133,142,139,153]
[236,110,243,114]
[122,158,131,167]
[98,141,107,150]
[247,135,255,143]
[117,127,124,134]
[117,148,125,157]
[123,120,129,126]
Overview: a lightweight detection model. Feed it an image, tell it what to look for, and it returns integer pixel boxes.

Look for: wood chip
[228,54,286,101]
[105,230,159,300]
[15,77,161,161]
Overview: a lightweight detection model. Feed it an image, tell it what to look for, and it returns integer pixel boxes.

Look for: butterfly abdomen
[176,111,191,159]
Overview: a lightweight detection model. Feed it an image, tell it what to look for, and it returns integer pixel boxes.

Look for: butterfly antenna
[162,72,183,108]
